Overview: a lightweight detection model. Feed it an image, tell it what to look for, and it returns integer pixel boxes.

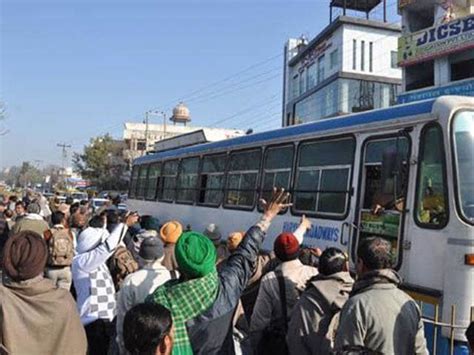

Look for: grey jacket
[287,271,354,355]
[334,269,428,355]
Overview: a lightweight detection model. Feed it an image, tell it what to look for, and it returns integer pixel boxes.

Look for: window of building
[294,137,355,216]
[137,165,149,199]
[306,63,317,90]
[299,70,306,96]
[159,160,178,202]
[391,51,398,69]
[198,154,227,206]
[361,41,365,72]
[317,55,325,84]
[369,42,373,72]
[260,145,294,203]
[405,61,434,91]
[353,39,357,70]
[450,51,474,82]
[294,80,340,123]
[129,166,139,198]
[176,157,199,203]
[406,7,434,32]
[146,163,161,200]
[225,149,261,208]
[137,140,146,151]
[350,80,374,112]
[292,74,299,99]
[415,124,448,228]
[330,49,339,70]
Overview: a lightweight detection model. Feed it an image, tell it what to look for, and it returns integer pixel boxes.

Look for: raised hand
[260,187,292,221]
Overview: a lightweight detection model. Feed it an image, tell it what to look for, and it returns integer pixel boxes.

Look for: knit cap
[139,236,164,261]
[175,231,217,278]
[274,232,300,261]
[160,221,183,244]
[203,224,222,245]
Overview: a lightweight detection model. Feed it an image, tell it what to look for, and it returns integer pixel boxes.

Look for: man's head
[89,214,106,229]
[356,237,393,276]
[26,202,41,215]
[2,231,48,281]
[124,303,174,355]
[51,211,67,227]
[15,201,26,215]
[319,247,349,276]
[203,223,222,247]
[71,209,88,229]
[140,215,160,234]
[9,195,18,203]
[175,231,217,279]
[139,236,165,264]
[160,221,183,245]
[65,196,74,205]
[274,232,300,262]
[105,210,120,233]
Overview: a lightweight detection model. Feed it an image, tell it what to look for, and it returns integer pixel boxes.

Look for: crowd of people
[0,188,472,355]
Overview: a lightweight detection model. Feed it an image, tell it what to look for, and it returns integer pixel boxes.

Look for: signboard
[360,210,401,239]
[398,14,474,67]
[398,79,474,104]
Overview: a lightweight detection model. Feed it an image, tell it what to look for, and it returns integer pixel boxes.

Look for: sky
[0,0,398,169]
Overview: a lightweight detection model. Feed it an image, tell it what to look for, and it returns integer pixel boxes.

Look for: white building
[283,16,402,126]
[397,0,474,103]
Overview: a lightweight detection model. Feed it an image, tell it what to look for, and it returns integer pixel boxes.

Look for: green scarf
[148,272,219,355]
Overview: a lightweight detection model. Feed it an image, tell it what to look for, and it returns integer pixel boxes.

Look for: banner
[397,79,474,104]
[360,211,401,239]
[398,14,474,67]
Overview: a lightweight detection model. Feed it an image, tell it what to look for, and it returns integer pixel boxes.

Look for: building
[397,0,474,103]
[282,10,402,126]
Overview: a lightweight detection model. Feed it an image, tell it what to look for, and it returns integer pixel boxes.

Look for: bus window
[453,110,474,224]
[159,160,179,202]
[137,165,149,199]
[198,154,226,206]
[261,145,294,204]
[225,149,261,208]
[146,163,161,200]
[415,124,448,228]
[294,137,355,216]
[176,157,199,203]
[129,166,139,198]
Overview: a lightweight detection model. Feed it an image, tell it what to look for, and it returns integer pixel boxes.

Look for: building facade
[283,16,402,127]
[397,0,474,103]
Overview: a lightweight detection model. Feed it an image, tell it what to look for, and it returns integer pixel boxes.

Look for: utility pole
[144,111,149,156]
[57,143,71,188]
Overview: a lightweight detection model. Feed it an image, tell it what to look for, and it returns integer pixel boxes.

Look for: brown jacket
[10,214,49,237]
[0,276,87,355]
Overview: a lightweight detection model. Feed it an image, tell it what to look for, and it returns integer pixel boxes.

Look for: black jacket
[187,225,265,354]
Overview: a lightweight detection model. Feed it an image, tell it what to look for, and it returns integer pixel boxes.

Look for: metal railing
[420,302,473,355]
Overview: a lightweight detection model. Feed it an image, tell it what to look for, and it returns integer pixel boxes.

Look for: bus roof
[135,98,436,165]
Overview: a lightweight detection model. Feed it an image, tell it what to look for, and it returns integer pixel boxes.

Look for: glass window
[261,145,294,203]
[198,154,227,206]
[137,165,149,199]
[330,49,339,70]
[369,42,373,72]
[415,124,448,227]
[177,157,199,203]
[361,41,365,72]
[294,80,339,123]
[391,51,398,69]
[146,163,161,200]
[453,111,474,224]
[159,160,178,202]
[294,137,355,215]
[129,166,139,198]
[307,63,317,90]
[317,55,325,84]
[353,39,357,70]
[292,74,299,99]
[299,70,306,96]
[225,149,261,208]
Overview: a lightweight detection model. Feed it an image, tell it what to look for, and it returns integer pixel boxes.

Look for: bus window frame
[129,165,139,198]
[196,152,228,208]
[223,147,263,211]
[158,159,179,203]
[413,122,450,229]
[175,156,200,205]
[351,132,413,271]
[291,134,356,220]
[450,109,474,226]
[145,162,162,201]
[257,142,296,214]
[137,164,150,200]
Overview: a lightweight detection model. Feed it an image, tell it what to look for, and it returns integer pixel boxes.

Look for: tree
[73,134,129,191]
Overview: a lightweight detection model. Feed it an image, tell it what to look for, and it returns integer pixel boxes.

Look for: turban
[160,221,183,244]
[175,232,216,278]
[3,231,48,281]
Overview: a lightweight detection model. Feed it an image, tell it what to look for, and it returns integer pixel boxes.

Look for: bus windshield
[453,110,474,224]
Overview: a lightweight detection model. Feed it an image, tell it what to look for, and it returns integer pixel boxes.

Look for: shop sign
[397,79,474,104]
[398,14,474,66]
[360,211,401,239]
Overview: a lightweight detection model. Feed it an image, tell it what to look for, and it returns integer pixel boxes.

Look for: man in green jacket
[334,237,428,355]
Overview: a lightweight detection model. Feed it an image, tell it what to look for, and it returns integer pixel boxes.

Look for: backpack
[108,246,139,290]
[47,228,74,267]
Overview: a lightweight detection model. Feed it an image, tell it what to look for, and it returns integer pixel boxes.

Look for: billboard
[398,14,474,67]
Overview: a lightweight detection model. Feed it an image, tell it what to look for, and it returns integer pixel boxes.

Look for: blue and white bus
[128,95,474,353]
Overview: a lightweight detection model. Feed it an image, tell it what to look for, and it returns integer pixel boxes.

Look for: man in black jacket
[186,188,291,354]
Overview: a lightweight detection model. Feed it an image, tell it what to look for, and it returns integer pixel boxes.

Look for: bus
[128,95,474,353]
